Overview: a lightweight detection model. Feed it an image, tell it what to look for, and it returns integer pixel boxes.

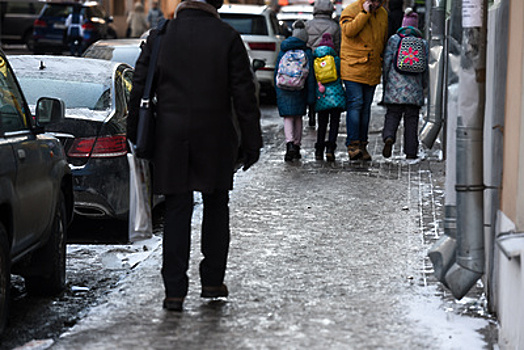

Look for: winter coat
[387,0,404,38]
[127,3,149,38]
[313,46,346,112]
[127,0,262,195]
[339,0,388,85]
[305,0,341,53]
[274,36,316,117]
[383,26,428,106]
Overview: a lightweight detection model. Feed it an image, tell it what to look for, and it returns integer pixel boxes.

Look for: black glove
[242,149,260,171]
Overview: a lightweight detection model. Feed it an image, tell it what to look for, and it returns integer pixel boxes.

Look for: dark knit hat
[318,33,335,50]
[292,20,308,43]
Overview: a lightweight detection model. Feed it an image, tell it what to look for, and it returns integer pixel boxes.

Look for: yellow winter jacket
[339,0,388,85]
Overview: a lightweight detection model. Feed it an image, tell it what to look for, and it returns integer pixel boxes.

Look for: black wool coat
[128,1,262,195]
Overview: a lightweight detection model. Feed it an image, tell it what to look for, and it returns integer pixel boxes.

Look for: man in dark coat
[127,0,262,311]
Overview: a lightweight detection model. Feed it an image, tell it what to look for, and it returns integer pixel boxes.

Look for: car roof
[218,4,270,15]
[8,55,125,85]
[279,4,314,13]
[40,1,100,7]
[87,39,144,48]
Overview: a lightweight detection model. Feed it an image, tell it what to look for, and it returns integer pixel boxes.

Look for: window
[220,14,268,35]
[0,56,29,134]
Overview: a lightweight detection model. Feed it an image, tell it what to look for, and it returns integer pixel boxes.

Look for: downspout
[419,0,447,149]
[430,0,487,300]
[445,0,487,299]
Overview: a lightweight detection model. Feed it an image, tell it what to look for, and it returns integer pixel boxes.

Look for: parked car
[9,55,134,220]
[32,0,117,54]
[0,0,44,50]
[218,4,285,95]
[0,49,74,335]
[277,4,314,36]
[82,38,145,67]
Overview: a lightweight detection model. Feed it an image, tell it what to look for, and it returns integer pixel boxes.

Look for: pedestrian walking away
[313,33,346,162]
[339,0,388,161]
[65,1,84,56]
[275,20,316,162]
[147,1,165,28]
[127,2,149,38]
[127,0,262,312]
[381,12,428,160]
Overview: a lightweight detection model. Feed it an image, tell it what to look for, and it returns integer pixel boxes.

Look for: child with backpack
[313,33,346,162]
[381,9,428,160]
[275,20,316,162]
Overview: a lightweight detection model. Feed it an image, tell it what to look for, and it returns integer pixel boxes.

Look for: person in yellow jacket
[339,0,388,161]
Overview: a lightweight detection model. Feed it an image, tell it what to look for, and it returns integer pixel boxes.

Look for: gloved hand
[242,149,260,171]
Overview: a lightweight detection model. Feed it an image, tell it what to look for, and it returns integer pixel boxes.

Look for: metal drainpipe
[444,0,487,300]
[419,0,447,149]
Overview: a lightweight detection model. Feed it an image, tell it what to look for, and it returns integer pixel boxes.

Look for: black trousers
[382,104,420,157]
[316,109,341,148]
[162,191,230,298]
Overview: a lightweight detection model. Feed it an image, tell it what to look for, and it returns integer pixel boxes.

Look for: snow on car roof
[8,55,117,85]
[218,4,269,15]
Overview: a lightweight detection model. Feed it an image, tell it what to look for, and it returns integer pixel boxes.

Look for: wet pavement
[43,95,497,350]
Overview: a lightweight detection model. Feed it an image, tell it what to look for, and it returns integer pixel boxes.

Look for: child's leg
[292,116,303,146]
[327,110,341,147]
[316,111,329,146]
[382,104,403,142]
[284,116,295,144]
[403,105,420,157]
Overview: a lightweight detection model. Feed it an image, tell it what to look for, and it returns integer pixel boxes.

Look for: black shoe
[163,297,184,311]
[314,142,324,160]
[382,138,394,158]
[201,284,229,298]
[284,142,295,162]
[406,154,418,160]
[293,144,301,160]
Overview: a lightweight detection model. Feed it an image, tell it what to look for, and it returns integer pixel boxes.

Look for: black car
[32,0,117,54]
[10,55,135,220]
[0,49,74,335]
[0,0,44,50]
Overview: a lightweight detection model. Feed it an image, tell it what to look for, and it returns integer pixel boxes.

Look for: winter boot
[325,143,336,162]
[359,141,372,161]
[314,142,325,161]
[293,143,302,160]
[284,142,296,162]
[382,137,394,158]
[347,141,363,160]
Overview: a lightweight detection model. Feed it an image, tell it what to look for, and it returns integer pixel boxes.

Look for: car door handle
[17,149,26,160]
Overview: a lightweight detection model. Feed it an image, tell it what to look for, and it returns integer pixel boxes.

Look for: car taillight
[34,19,47,28]
[68,135,127,158]
[248,42,276,51]
[82,22,95,30]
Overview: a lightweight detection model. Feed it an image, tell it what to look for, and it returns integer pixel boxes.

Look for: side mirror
[36,97,65,125]
[252,59,265,72]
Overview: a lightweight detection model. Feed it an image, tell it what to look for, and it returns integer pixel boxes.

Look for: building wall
[497,0,524,348]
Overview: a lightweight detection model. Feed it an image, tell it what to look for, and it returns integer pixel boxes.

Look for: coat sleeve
[127,29,157,144]
[229,33,263,153]
[340,6,370,39]
[383,36,397,84]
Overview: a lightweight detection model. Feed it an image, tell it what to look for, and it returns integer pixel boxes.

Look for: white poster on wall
[462,0,483,28]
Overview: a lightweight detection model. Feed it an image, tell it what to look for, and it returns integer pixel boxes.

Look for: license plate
[54,23,67,29]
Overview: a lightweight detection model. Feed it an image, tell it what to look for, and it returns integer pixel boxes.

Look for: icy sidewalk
[46,103,496,350]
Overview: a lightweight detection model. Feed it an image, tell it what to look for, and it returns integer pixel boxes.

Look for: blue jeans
[344,81,376,146]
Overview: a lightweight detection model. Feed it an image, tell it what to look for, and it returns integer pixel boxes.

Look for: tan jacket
[339,0,388,85]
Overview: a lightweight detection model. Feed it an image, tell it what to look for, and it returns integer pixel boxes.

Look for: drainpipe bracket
[455,184,486,192]
[496,232,524,260]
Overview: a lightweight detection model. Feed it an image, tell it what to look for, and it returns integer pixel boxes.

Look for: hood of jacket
[313,45,337,58]
[175,0,219,18]
[313,0,334,16]
[281,36,308,51]
[397,26,423,38]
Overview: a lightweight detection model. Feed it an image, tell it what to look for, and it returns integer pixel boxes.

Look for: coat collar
[175,0,219,18]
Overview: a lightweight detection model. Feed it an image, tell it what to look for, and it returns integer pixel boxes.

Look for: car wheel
[25,192,67,296]
[0,222,10,335]
[23,30,35,52]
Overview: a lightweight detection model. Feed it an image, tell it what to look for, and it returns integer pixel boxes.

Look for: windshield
[17,78,111,111]
[220,14,268,35]
[83,47,141,67]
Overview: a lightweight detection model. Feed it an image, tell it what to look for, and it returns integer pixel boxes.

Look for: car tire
[24,192,67,296]
[0,222,10,336]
